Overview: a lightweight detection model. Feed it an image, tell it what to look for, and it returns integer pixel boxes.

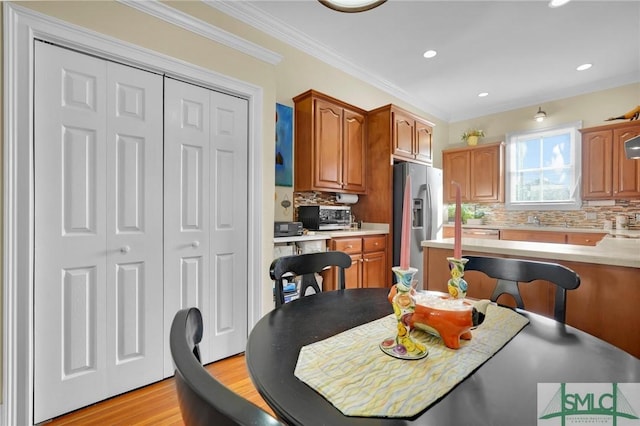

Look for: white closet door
[34,42,164,422]
[164,78,212,372]
[208,92,248,360]
[164,79,248,372]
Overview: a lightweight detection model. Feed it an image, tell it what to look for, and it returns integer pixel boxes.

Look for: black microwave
[297,205,351,231]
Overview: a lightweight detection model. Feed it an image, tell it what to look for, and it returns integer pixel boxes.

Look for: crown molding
[206,0,449,122]
[118,0,282,65]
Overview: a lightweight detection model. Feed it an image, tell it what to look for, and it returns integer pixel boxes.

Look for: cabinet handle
[346,245,352,249]
[120,245,131,254]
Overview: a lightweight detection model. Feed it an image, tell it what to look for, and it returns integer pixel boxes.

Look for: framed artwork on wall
[275,103,293,187]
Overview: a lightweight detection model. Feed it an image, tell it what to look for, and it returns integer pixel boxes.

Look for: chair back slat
[270,251,352,308]
[464,256,580,323]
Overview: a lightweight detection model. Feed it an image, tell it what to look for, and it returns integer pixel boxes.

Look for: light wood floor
[45,353,275,425]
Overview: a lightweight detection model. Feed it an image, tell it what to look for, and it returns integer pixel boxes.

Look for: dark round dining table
[245,288,640,425]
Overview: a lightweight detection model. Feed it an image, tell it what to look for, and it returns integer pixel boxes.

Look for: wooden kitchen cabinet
[500,229,606,246]
[324,234,388,290]
[351,105,434,276]
[581,121,640,199]
[565,232,606,246]
[500,229,566,244]
[442,141,504,203]
[369,104,434,164]
[293,90,367,194]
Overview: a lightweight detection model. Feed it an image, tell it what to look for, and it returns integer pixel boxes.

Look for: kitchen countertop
[422,234,640,268]
[443,223,640,238]
[274,222,389,243]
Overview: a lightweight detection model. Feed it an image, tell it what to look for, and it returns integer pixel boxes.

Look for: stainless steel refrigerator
[393,162,443,290]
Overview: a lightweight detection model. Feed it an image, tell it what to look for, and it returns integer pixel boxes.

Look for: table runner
[294,304,529,418]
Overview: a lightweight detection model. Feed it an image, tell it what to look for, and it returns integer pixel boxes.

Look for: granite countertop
[422,234,640,268]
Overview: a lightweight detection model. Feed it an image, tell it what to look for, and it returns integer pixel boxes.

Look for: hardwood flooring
[45,353,275,425]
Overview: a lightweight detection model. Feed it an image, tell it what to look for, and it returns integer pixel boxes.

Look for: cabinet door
[566,232,605,246]
[414,119,433,163]
[613,126,640,198]
[500,229,566,244]
[314,99,343,190]
[443,150,471,202]
[345,253,363,289]
[392,110,415,159]
[363,251,387,288]
[582,130,613,199]
[470,144,503,202]
[342,108,367,193]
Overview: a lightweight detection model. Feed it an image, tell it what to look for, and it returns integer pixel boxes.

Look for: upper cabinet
[442,141,505,203]
[369,104,434,164]
[581,121,640,200]
[293,90,367,194]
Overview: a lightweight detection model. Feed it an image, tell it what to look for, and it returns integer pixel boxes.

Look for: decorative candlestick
[452,181,462,259]
[447,257,468,300]
[380,267,428,360]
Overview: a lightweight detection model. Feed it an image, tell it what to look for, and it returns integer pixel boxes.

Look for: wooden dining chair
[270,251,352,308]
[170,307,284,426]
[463,255,580,323]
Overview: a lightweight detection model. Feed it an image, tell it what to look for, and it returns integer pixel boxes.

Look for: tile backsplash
[451,200,640,230]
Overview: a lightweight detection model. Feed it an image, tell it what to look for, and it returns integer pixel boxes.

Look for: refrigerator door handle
[420,183,430,247]
[420,184,433,243]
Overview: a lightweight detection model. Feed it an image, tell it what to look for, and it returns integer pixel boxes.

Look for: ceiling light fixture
[576,63,592,71]
[423,50,437,59]
[318,0,387,13]
[625,135,640,159]
[548,0,571,8]
[534,107,547,122]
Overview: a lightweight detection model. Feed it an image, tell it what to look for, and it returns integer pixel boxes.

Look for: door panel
[35,42,109,423]
[105,60,164,394]
[208,92,249,360]
[164,78,212,373]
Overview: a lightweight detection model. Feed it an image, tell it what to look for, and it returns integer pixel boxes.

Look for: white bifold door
[34,42,164,422]
[34,42,249,422]
[163,78,248,373]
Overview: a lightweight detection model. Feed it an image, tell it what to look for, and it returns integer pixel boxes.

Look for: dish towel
[294,304,529,418]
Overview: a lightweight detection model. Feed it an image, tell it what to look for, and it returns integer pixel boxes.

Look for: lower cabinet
[500,229,606,246]
[324,234,388,290]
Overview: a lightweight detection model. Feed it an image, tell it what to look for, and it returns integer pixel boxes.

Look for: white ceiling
[210,0,640,123]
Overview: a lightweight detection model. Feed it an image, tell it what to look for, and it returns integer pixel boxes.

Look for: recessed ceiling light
[478,92,489,98]
[548,0,571,8]
[576,63,592,71]
[423,50,437,59]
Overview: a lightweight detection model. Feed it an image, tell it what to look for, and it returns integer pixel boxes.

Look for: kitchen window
[505,121,582,210]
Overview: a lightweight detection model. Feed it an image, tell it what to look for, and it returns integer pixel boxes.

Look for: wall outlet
[585,212,597,220]
[636,213,640,223]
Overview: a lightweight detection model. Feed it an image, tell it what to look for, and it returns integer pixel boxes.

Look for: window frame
[505,121,582,211]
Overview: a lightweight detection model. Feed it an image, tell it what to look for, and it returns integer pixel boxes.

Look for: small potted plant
[461,129,485,146]
[466,210,485,225]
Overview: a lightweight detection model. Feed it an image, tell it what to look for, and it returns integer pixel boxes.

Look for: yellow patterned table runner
[294,304,529,418]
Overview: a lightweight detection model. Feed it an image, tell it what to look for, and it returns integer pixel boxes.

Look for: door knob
[192,240,200,248]
[120,245,131,254]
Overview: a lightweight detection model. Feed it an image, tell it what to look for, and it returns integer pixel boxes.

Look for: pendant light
[319,0,386,13]
[534,107,547,122]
